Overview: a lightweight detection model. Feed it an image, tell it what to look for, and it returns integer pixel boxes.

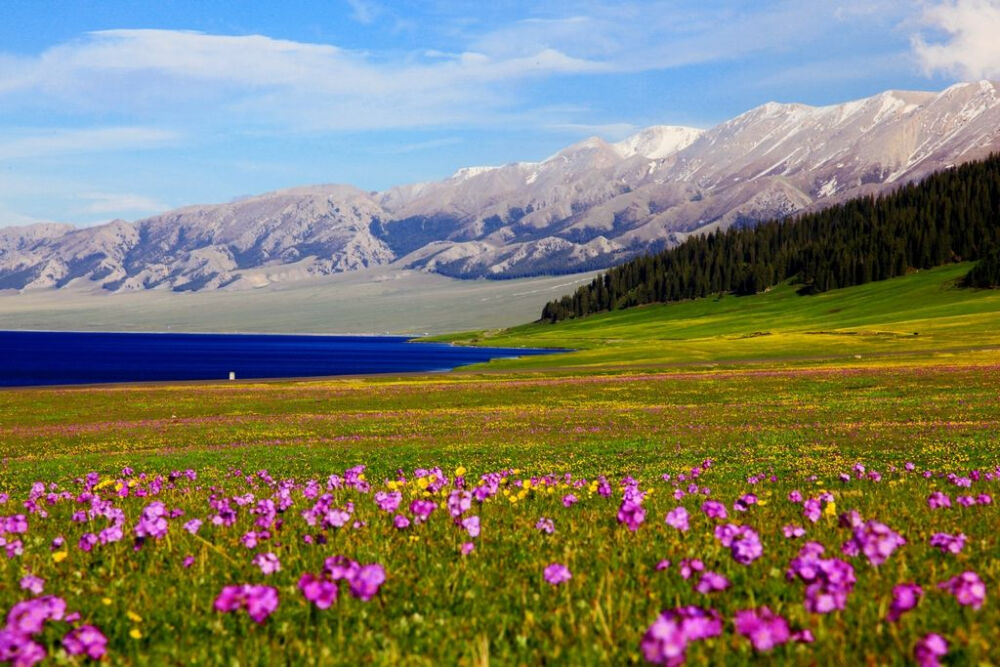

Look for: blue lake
[0,331,561,387]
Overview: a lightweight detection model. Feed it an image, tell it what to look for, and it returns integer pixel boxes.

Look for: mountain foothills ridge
[3,81,1000,293]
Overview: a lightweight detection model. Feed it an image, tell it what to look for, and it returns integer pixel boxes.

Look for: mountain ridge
[3,80,1000,293]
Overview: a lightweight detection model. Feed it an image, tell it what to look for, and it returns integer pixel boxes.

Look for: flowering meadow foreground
[1,360,999,664]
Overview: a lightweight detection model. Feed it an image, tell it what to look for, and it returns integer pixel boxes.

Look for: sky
[1,0,999,228]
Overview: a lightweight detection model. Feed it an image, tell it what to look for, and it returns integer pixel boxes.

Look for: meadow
[1,265,999,665]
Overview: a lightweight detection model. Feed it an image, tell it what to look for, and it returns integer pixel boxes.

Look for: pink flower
[700,500,727,520]
[734,607,791,652]
[214,584,279,623]
[18,576,44,595]
[562,494,578,507]
[62,625,107,660]
[929,532,966,554]
[461,515,480,538]
[664,507,689,532]
[349,564,387,601]
[914,633,948,667]
[640,606,722,666]
[617,500,645,531]
[460,542,475,555]
[298,573,337,609]
[694,571,730,594]
[887,583,922,622]
[544,563,572,585]
[535,517,555,534]
[783,524,805,539]
[938,571,986,609]
[252,552,281,574]
[847,520,905,567]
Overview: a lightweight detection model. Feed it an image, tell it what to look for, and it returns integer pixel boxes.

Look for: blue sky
[1,0,998,227]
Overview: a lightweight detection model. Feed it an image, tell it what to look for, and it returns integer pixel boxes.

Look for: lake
[0,330,560,387]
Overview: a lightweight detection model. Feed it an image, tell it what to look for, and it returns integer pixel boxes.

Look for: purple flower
[460,542,475,555]
[640,606,722,666]
[374,491,402,513]
[252,552,281,574]
[714,524,762,565]
[929,532,966,555]
[298,573,338,609]
[734,607,791,652]
[733,493,758,512]
[6,595,66,636]
[617,500,646,532]
[802,498,821,523]
[447,490,472,517]
[664,507,689,532]
[183,518,202,535]
[694,571,730,594]
[349,564,387,601]
[783,524,805,539]
[887,583,922,622]
[461,515,480,538]
[787,490,803,503]
[62,625,107,660]
[927,492,951,510]
[655,559,671,571]
[914,633,948,667]
[393,515,410,530]
[847,520,905,566]
[535,517,555,534]
[562,493,578,507]
[938,571,986,609]
[0,632,46,665]
[183,555,195,568]
[134,501,168,540]
[787,542,856,614]
[18,576,44,595]
[214,584,279,623]
[679,559,704,580]
[544,563,572,585]
[700,500,727,520]
[410,499,436,523]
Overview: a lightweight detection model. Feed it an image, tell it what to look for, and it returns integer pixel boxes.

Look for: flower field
[1,359,999,664]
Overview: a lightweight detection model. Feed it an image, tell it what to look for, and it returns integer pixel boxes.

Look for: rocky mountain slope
[3,81,999,292]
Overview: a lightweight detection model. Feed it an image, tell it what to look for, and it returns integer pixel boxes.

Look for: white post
[228,371,236,381]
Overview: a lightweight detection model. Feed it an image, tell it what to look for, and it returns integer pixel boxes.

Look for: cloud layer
[913,0,1000,79]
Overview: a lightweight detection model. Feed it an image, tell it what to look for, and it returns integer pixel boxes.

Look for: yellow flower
[130,628,143,639]
[101,598,112,606]
[823,501,837,517]
[52,551,68,563]
[127,611,143,623]
[454,466,467,477]
[417,477,429,490]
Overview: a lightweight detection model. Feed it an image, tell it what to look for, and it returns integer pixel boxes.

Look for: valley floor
[0,263,998,664]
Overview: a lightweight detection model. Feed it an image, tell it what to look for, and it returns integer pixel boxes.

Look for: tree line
[541,154,1000,322]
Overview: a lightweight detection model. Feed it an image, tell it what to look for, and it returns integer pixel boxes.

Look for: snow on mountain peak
[612,125,704,159]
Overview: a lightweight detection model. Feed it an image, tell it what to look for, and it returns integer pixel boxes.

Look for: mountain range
[3,80,1000,293]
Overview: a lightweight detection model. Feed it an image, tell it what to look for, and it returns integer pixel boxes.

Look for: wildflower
[887,583,922,622]
[214,584,279,623]
[535,517,555,534]
[298,573,337,609]
[617,500,645,531]
[62,625,108,660]
[929,532,966,554]
[802,498,821,523]
[460,515,480,538]
[733,494,757,512]
[679,559,704,580]
[700,500,727,520]
[393,515,410,530]
[252,552,281,574]
[927,492,951,509]
[847,520,905,567]
[655,559,671,571]
[371,490,400,513]
[544,563,572,585]
[913,633,948,667]
[134,501,168,540]
[733,607,791,652]
[714,524,763,565]
[694,571,730,594]
[460,542,475,555]
[410,499,436,523]
[183,555,195,568]
[787,542,856,614]
[447,490,472,517]
[183,519,202,535]
[562,494,578,507]
[783,524,805,539]
[664,507,689,532]
[18,576,44,595]
[938,571,986,609]
[349,564,387,601]
[640,606,722,666]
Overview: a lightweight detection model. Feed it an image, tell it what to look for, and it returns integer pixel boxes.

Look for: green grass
[2,264,1000,664]
[439,263,1000,369]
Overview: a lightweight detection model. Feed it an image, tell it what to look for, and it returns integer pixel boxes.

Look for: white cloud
[80,192,170,215]
[0,127,179,160]
[913,0,1000,79]
[0,30,605,132]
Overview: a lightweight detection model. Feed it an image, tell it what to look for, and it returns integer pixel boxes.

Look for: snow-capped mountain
[3,81,1000,292]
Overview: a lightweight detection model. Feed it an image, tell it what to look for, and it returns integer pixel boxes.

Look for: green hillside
[442,263,1000,369]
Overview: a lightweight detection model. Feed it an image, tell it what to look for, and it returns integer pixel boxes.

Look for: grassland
[0,264,999,664]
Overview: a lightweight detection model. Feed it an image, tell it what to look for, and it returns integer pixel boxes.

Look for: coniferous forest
[541,154,1000,322]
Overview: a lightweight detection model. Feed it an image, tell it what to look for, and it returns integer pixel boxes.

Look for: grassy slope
[440,263,1000,369]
